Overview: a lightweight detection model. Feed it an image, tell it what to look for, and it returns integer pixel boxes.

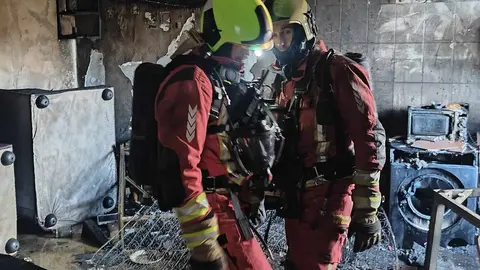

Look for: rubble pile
[399,242,478,270]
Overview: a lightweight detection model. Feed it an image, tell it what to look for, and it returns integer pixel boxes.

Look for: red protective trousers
[285,178,354,270]
[207,192,272,270]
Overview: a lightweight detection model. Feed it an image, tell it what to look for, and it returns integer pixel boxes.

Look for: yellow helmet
[264,0,318,41]
[200,0,274,52]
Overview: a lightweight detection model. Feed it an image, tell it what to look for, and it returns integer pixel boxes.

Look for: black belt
[201,170,231,191]
[206,124,226,134]
[303,160,354,181]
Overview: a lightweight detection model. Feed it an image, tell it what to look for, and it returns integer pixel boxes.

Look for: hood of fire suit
[189,45,245,71]
[274,40,328,80]
[272,24,314,71]
[265,0,318,74]
[211,55,246,78]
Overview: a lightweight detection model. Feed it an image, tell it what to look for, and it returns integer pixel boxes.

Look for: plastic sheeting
[0,87,117,231]
[29,87,117,230]
[0,144,17,254]
[84,50,106,87]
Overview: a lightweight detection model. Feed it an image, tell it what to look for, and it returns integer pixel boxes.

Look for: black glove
[349,212,382,253]
[189,239,228,270]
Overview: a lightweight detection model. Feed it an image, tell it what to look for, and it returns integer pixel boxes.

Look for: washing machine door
[397,167,465,231]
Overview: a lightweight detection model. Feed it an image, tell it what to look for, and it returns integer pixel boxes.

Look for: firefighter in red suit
[264,0,387,269]
[154,0,275,269]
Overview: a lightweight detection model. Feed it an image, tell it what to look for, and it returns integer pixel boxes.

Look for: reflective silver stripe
[317,155,328,163]
[183,225,220,248]
[175,192,210,223]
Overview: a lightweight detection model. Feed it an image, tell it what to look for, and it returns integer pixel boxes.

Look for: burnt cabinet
[56,0,101,39]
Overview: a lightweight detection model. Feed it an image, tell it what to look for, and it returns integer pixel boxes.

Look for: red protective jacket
[154,54,271,269]
[275,40,386,213]
[155,56,245,206]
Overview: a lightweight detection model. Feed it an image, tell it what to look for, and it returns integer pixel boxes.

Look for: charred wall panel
[309,0,480,136]
[76,1,200,142]
[0,0,77,90]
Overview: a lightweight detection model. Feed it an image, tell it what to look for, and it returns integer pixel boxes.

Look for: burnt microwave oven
[407,104,469,142]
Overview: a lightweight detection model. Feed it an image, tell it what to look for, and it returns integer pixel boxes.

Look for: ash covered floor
[398,243,479,270]
[12,215,480,270]
[15,228,97,270]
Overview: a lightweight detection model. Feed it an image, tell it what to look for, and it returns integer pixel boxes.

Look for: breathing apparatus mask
[221,68,285,185]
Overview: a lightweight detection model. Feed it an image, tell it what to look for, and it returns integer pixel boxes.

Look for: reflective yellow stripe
[354,178,379,187]
[315,125,330,162]
[316,141,330,155]
[354,170,380,186]
[217,108,231,164]
[218,132,231,163]
[183,225,220,248]
[332,214,351,226]
[352,195,382,202]
[352,195,382,209]
[352,187,381,198]
[175,192,210,224]
[230,174,247,186]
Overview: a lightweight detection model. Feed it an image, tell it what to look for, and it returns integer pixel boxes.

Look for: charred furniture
[389,140,478,248]
[425,189,480,269]
[0,88,117,233]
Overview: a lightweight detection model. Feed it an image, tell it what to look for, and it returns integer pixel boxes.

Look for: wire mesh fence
[89,203,398,269]
[90,204,189,270]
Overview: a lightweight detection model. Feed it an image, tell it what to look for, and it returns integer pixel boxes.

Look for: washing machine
[389,141,478,248]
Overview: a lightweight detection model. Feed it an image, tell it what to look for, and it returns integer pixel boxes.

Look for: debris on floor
[398,242,479,270]
[411,140,466,153]
[0,254,45,270]
[86,204,400,270]
[89,203,188,270]
[12,205,480,270]
[16,228,98,270]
